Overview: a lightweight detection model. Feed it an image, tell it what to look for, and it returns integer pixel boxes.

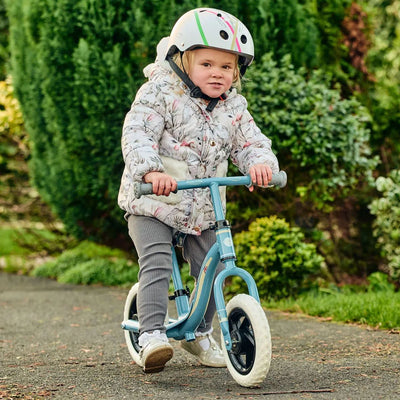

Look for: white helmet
[166,8,254,73]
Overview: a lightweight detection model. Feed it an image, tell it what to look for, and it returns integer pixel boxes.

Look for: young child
[118,8,279,373]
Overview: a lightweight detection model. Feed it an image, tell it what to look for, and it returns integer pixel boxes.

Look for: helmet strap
[166,54,225,112]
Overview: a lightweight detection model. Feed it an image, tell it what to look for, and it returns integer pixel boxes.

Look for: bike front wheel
[123,283,142,366]
[221,294,272,387]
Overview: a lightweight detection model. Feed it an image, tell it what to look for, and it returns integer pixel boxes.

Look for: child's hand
[248,164,273,192]
[143,172,177,196]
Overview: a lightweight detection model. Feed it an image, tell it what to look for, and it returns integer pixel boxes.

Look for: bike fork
[214,259,260,351]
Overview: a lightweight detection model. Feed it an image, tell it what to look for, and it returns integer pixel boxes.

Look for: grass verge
[0,225,73,273]
[265,284,400,330]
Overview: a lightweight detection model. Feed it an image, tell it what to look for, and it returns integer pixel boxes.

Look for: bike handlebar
[134,171,287,199]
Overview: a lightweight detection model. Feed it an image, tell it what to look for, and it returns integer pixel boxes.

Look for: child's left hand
[248,164,273,192]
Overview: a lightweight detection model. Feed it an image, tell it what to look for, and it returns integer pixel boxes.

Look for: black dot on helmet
[217,13,222,17]
[241,35,247,44]
[220,30,229,40]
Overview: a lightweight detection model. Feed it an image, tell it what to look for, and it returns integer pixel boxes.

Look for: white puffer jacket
[118,42,279,235]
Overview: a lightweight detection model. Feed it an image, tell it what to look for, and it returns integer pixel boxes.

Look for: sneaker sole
[143,345,173,373]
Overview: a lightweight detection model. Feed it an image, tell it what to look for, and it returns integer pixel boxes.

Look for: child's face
[188,48,236,99]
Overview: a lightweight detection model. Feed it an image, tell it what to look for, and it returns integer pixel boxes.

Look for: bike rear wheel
[123,283,142,366]
[221,294,272,387]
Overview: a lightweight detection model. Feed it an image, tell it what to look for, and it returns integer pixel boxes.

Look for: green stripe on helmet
[194,11,208,46]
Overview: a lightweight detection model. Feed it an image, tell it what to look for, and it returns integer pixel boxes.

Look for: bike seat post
[209,182,236,265]
[171,246,190,317]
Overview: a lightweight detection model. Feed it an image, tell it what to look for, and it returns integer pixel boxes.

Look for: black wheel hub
[227,307,256,375]
[230,330,243,355]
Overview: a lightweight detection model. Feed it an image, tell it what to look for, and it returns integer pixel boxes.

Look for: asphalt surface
[1,272,399,400]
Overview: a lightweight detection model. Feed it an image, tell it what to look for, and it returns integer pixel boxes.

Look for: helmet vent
[220,30,229,40]
[240,35,247,44]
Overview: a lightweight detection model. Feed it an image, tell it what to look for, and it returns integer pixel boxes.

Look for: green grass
[265,288,400,330]
[0,228,30,256]
[0,226,71,255]
[32,240,139,287]
[0,226,75,273]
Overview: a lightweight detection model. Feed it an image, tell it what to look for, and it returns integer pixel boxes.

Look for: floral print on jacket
[118,55,279,235]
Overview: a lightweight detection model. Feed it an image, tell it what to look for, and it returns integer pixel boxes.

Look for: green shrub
[33,252,90,280]
[367,271,395,293]
[244,54,378,210]
[249,0,320,69]
[57,258,138,286]
[32,240,138,286]
[0,77,27,175]
[232,216,324,300]
[369,171,400,282]
[362,0,400,169]
[314,0,353,71]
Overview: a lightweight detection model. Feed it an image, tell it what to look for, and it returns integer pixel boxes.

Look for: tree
[0,0,8,79]
[7,0,165,244]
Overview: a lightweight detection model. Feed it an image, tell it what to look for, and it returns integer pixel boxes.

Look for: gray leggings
[128,215,224,335]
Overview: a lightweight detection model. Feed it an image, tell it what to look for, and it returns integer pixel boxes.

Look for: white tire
[123,283,142,366]
[221,294,272,387]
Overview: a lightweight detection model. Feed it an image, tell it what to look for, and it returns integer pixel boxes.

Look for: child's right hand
[143,172,177,196]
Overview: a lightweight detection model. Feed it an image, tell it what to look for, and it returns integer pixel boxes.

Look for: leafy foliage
[314,0,352,68]
[360,0,400,170]
[232,216,324,300]
[341,3,372,78]
[249,0,320,69]
[244,53,378,210]
[369,171,400,282]
[0,77,26,171]
[32,240,138,286]
[367,271,395,293]
[0,76,38,223]
[0,0,8,79]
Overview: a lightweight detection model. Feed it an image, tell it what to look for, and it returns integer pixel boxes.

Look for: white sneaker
[139,330,173,373]
[181,333,226,367]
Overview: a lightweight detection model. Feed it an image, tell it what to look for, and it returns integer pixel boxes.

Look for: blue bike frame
[121,173,286,350]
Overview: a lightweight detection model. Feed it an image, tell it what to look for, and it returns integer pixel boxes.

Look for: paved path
[1,272,399,399]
